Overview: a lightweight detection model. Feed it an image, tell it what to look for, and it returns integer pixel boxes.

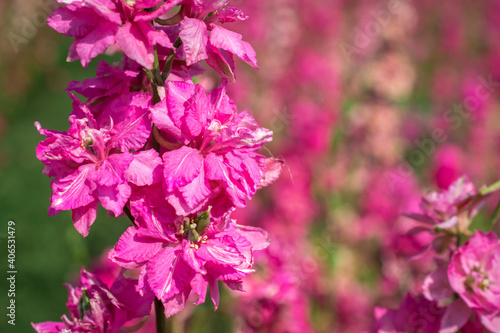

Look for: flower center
[81,136,93,150]
[465,266,490,292]
[176,208,211,249]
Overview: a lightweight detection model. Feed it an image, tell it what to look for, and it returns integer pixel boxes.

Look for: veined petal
[179,166,211,210]
[439,298,471,333]
[235,224,270,251]
[73,21,117,67]
[196,234,246,267]
[50,164,95,211]
[109,226,164,269]
[258,158,284,189]
[163,146,204,192]
[47,7,99,37]
[94,153,134,187]
[96,183,131,217]
[190,274,208,305]
[116,21,154,69]
[72,200,98,237]
[32,321,66,333]
[209,25,258,69]
[206,44,235,81]
[147,246,194,301]
[125,150,163,186]
[109,99,152,152]
[179,17,208,66]
[162,287,190,318]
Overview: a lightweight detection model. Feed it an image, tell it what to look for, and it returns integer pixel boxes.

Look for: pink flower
[109,206,270,317]
[407,232,500,333]
[47,0,177,68]
[421,176,479,222]
[403,176,484,255]
[67,60,142,105]
[372,293,444,333]
[422,260,454,302]
[32,268,153,333]
[170,1,258,80]
[431,144,465,190]
[35,93,152,236]
[236,267,313,333]
[150,81,280,217]
[446,231,500,332]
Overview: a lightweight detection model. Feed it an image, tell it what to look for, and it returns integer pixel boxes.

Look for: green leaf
[479,180,500,196]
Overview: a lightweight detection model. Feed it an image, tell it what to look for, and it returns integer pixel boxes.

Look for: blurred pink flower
[448,231,500,320]
[372,293,444,333]
[32,268,153,333]
[431,144,465,190]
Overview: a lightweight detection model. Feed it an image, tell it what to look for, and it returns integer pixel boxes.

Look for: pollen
[479,278,490,290]
[81,136,93,149]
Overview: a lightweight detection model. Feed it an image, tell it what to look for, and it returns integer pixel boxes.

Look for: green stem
[144,68,161,104]
[123,205,137,227]
[155,298,166,333]
[489,199,500,230]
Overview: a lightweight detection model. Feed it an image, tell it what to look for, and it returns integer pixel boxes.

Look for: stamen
[81,136,93,149]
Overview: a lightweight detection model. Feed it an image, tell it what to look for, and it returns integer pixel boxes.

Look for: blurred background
[1,0,500,332]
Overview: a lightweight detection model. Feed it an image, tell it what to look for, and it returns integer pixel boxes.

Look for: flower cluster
[34,0,281,328]
[29,0,500,331]
[372,177,500,333]
[403,176,486,256]
[32,268,153,333]
[47,0,257,78]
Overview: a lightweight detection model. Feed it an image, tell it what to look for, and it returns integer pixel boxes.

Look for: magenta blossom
[167,0,258,80]
[109,205,270,318]
[47,0,178,68]
[150,81,281,217]
[67,60,142,105]
[236,268,312,333]
[372,293,445,333]
[35,93,152,236]
[32,268,153,333]
[404,176,484,255]
[446,231,500,332]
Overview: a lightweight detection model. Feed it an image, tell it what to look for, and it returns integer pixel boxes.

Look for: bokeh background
[2,0,500,332]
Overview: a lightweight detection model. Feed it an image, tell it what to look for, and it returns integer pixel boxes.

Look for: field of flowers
[1,0,500,332]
